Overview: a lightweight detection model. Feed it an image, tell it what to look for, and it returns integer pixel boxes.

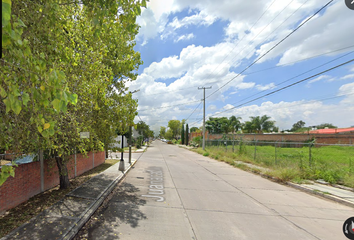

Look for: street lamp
[119,89,140,172]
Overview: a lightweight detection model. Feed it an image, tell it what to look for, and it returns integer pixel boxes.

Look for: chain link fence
[202,139,354,183]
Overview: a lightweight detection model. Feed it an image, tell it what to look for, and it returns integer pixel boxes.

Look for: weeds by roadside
[0,159,119,238]
[192,145,354,187]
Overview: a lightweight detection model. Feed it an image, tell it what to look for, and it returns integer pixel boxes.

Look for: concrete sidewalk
[1,157,140,240]
[233,159,354,208]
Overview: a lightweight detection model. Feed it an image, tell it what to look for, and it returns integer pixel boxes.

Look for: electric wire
[206,0,334,99]
[209,57,354,117]
[140,44,354,97]
[232,50,354,106]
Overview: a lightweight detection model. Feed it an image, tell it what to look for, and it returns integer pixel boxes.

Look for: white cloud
[213,99,354,130]
[169,11,216,30]
[175,33,195,42]
[338,82,354,104]
[340,74,354,80]
[256,83,276,91]
[307,75,331,85]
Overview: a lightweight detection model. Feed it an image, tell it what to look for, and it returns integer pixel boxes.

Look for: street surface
[77,140,352,239]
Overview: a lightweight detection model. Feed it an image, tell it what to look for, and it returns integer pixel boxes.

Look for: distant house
[309,127,354,134]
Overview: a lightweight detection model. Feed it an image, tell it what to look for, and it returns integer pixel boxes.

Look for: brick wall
[189,132,354,144]
[0,151,105,213]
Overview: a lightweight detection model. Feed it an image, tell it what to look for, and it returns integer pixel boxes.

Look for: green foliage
[316,123,337,129]
[291,120,306,132]
[0,162,18,185]
[0,0,146,186]
[190,127,200,133]
[181,124,185,145]
[168,120,181,139]
[244,115,276,133]
[159,126,166,138]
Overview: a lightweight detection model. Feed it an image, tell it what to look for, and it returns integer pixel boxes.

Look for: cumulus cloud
[340,74,354,80]
[133,0,354,132]
[306,75,331,86]
[175,33,195,42]
[211,99,354,130]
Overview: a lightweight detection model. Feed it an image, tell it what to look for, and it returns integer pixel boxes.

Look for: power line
[195,0,279,84]
[232,50,354,107]
[185,101,203,122]
[209,57,354,117]
[139,44,354,98]
[206,0,334,99]
[205,0,301,89]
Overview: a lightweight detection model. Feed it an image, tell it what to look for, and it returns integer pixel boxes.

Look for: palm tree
[229,116,242,134]
[249,115,275,133]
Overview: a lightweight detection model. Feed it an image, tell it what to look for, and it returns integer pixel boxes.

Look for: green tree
[245,115,276,133]
[316,123,337,129]
[168,120,181,140]
[165,129,174,140]
[229,116,242,134]
[190,127,200,133]
[0,0,145,187]
[185,124,189,145]
[159,126,166,138]
[291,120,306,132]
[206,117,229,134]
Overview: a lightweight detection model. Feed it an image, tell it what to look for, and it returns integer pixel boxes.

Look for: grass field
[194,141,354,187]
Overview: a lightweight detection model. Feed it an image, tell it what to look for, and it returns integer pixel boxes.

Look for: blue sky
[127,0,354,133]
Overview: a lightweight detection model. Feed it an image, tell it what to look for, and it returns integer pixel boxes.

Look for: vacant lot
[194,141,354,187]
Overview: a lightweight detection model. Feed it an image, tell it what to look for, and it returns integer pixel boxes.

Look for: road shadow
[86,182,147,239]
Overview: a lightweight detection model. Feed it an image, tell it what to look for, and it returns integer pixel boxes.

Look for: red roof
[309,127,354,134]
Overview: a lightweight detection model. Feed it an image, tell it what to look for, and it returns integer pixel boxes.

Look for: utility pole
[198,86,212,150]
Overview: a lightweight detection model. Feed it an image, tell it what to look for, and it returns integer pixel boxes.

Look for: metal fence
[203,139,354,172]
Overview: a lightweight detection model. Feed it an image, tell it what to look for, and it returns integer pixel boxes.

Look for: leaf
[51,99,60,111]
[44,123,50,130]
[142,0,147,8]
[2,1,11,28]
[60,100,67,113]
[68,93,78,105]
[22,93,29,106]
[12,99,22,114]
[3,98,11,113]
[0,86,7,98]
[40,85,45,91]
[37,126,43,133]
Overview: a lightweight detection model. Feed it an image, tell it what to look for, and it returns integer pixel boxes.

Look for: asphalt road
[76,140,352,240]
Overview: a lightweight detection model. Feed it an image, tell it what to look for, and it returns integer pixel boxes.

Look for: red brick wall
[0,151,105,213]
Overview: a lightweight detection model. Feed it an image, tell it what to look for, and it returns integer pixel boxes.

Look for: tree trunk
[55,156,70,189]
[105,147,109,159]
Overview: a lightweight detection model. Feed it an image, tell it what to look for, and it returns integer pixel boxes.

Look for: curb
[286,182,354,209]
[63,159,139,240]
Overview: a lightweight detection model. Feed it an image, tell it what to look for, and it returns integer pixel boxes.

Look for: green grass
[194,143,354,187]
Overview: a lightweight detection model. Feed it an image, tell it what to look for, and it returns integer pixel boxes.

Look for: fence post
[74,148,77,177]
[349,158,352,174]
[39,150,44,192]
[232,134,235,153]
[225,141,227,152]
[274,142,277,165]
[254,140,257,161]
[309,143,312,167]
[92,151,95,168]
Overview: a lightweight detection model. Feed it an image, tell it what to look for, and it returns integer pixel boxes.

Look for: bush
[203,152,209,157]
